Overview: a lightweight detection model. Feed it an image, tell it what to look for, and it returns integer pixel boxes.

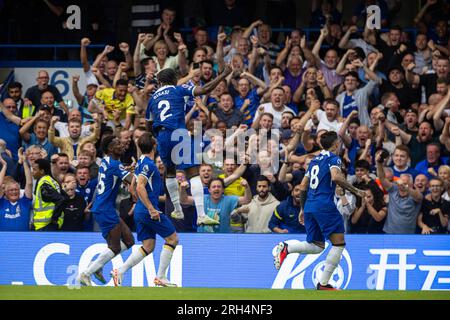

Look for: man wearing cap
[379,65,420,111]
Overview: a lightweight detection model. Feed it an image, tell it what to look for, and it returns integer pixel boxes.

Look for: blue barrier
[0,232,449,290]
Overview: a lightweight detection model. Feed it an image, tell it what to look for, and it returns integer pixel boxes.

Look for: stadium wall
[0,233,449,291]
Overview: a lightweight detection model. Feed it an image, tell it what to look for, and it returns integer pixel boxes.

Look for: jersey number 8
[310,165,320,189]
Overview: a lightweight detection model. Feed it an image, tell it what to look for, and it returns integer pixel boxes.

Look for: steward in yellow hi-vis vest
[20,103,35,120]
[32,159,66,231]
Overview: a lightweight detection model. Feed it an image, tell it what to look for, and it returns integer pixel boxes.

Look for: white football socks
[157,245,174,279]
[166,177,183,212]
[118,247,148,275]
[84,242,129,276]
[320,245,344,286]
[287,241,323,254]
[84,248,115,276]
[190,176,206,217]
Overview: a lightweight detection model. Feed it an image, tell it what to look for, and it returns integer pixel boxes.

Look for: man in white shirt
[310,99,343,133]
[54,109,93,139]
[253,87,295,129]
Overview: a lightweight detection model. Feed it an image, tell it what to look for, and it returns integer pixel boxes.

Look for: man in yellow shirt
[219,158,247,197]
[89,79,135,130]
[218,158,249,232]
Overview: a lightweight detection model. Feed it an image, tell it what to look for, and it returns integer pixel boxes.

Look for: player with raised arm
[274,131,366,290]
[111,133,179,287]
[146,65,232,225]
[77,135,135,286]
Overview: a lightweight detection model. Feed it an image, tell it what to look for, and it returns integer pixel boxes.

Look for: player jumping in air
[146,65,232,225]
[77,135,135,286]
[111,133,179,287]
[274,131,366,290]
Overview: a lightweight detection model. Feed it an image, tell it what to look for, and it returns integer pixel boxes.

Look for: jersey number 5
[310,165,320,189]
[158,100,172,121]
[97,173,106,194]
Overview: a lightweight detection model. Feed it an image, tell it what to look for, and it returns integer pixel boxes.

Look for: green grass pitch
[1,285,449,300]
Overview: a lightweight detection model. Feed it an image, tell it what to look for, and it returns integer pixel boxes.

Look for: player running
[274,131,366,290]
[111,133,178,287]
[146,65,232,225]
[77,135,135,286]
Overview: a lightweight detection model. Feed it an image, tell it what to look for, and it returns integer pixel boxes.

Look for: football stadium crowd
[0,0,449,235]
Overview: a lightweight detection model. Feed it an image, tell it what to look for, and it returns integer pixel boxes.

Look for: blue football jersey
[0,196,32,231]
[304,150,342,213]
[184,79,203,117]
[146,84,197,131]
[91,156,130,213]
[134,155,162,214]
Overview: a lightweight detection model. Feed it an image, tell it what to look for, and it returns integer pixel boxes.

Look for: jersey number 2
[158,100,172,121]
[310,165,319,189]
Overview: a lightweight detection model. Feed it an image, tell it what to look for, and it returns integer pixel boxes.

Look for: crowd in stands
[0,0,449,235]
